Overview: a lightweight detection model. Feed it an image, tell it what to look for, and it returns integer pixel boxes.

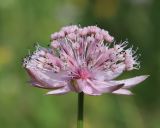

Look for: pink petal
[82,85,101,96]
[46,53,63,68]
[46,86,71,95]
[113,75,149,89]
[28,80,51,89]
[86,79,124,94]
[42,70,71,81]
[112,89,133,95]
[92,53,109,67]
[76,79,101,95]
[93,69,124,81]
[28,80,65,89]
[26,68,68,89]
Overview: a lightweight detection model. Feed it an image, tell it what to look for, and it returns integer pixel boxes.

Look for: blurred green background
[0,0,160,128]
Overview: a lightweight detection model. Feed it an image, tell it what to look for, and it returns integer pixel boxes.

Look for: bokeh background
[0,0,160,128]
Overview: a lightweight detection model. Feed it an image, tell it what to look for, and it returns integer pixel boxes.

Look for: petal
[28,80,47,88]
[93,53,109,67]
[113,75,149,89]
[112,89,133,95]
[93,69,124,81]
[76,79,101,95]
[26,68,68,89]
[46,53,63,68]
[46,86,71,95]
[28,80,64,89]
[42,70,71,81]
[103,63,125,80]
[86,79,124,94]
[83,85,101,96]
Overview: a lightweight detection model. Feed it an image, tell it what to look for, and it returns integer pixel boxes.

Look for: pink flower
[23,25,149,95]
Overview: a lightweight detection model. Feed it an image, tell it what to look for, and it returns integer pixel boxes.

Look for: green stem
[77,92,84,128]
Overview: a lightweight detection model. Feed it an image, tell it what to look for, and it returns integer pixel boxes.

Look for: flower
[23,25,149,95]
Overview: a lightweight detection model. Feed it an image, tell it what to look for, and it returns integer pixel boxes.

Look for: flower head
[23,25,148,95]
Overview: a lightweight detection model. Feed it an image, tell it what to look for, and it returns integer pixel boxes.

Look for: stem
[77,92,84,128]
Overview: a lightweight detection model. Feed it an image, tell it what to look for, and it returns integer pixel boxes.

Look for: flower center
[77,68,91,79]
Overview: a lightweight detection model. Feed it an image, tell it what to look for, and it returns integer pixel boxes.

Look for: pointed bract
[112,75,149,89]
[112,89,133,95]
[46,86,70,95]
